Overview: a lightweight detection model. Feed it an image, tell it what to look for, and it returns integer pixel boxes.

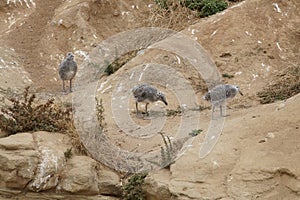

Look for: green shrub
[0,87,72,135]
[199,0,228,17]
[178,0,228,17]
[180,0,203,11]
[122,173,148,200]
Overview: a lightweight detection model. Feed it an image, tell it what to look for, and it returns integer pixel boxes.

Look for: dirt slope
[0,0,299,199]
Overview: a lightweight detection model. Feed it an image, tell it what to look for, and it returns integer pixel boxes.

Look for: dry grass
[143,0,242,31]
[0,87,88,155]
[0,87,72,134]
[143,0,199,31]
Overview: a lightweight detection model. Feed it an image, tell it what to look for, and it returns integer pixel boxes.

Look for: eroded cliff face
[143,94,300,200]
[0,131,121,199]
[0,0,299,199]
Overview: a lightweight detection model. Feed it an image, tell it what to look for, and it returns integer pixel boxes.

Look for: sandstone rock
[0,188,120,200]
[0,132,35,150]
[0,133,38,189]
[28,131,72,192]
[143,170,173,200]
[144,94,300,199]
[0,131,122,197]
[60,156,99,195]
[98,169,121,196]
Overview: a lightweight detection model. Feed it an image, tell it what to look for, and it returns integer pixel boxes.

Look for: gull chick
[59,52,77,92]
[203,84,243,116]
[132,83,168,115]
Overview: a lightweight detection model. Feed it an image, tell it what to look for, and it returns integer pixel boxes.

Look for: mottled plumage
[132,83,168,115]
[59,52,77,92]
[203,84,243,116]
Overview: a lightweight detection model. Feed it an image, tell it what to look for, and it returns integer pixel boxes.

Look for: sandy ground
[0,0,299,198]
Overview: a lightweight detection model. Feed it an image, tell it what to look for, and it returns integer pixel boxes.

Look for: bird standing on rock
[132,83,168,115]
[58,52,77,93]
[203,84,243,116]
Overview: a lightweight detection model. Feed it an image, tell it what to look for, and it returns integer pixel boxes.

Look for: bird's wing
[133,86,145,98]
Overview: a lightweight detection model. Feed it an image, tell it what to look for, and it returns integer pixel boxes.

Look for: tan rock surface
[60,156,99,194]
[98,169,122,196]
[144,94,300,200]
[28,131,71,192]
[0,132,122,199]
[0,133,38,189]
[0,0,299,199]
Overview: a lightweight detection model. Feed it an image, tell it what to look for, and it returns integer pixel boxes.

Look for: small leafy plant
[122,173,148,200]
[64,147,73,160]
[159,132,175,168]
[96,97,106,129]
[166,106,182,117]
[179,0,228,17]
[189,129,203,136]
[222,73,234,79]
[148,130,203,169]
[145,132,175,169]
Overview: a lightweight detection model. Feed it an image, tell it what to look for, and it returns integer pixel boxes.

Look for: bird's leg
[220,105,223,117]
[69,79,72,92]
[145,103,149,116]
[62,80,66,92]
[135,102,139,114]
[211,105,217,120]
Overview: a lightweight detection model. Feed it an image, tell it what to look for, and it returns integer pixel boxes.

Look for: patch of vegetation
[95,97,106,129]
[64,147,73,160]
[146,132,175,169]
[104,50,138,75]
[149,0,233,35]
[189,129,203,136]
[146,0,197,31]
[182,0,231,16]
[257,65,300,104]
[148,130,203,169]
[122,173,148,200]
[222,73,234,79]
[159,132,176,168]
[166,106,182,116]
[0,87,88,155]
[198,0,228,17]
[0,87,72,134]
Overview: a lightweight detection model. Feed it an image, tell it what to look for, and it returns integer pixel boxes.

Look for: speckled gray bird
[203,84,243,116]
[58,52,77,92]
[132,83,168,115]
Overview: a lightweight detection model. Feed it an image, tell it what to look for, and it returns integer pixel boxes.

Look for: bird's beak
[162,99,168,106]
[239,90,244,96]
